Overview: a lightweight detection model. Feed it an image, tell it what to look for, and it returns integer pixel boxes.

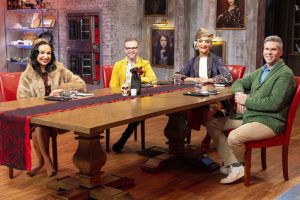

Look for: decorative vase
[130,67,142,95]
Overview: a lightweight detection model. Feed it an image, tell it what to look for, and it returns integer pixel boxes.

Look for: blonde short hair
[195,28,213,40]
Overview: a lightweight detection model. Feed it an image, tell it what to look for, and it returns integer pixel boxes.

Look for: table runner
[0,84,193,170]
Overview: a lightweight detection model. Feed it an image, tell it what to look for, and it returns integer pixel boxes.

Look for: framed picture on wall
[211,41,226,64]
[216,0,245,29]
[151,25,174,68]
[144,0,167,16]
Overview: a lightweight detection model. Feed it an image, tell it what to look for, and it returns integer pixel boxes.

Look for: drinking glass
[194,83,202,93]
[69,88,78,99]
[173,76,181,85]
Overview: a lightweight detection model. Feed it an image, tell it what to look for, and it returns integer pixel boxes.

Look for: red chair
[102,65,145,152]
[102,65,114,88]
[0,72,58,179]
[225,65,246,82]
[0,72,22,101]
[186,65,246,146]
[243,76,300,186]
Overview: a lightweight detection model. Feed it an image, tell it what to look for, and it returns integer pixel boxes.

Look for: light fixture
[158,18,168,24]
[212,36,224,42]
[152,18,169,26]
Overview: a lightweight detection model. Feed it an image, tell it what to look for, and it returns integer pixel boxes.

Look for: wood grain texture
[1,109,300,199]
[28,86,232,134]
[1,88,300,199]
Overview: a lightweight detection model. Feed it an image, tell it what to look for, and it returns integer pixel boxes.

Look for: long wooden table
[0,85,232,199]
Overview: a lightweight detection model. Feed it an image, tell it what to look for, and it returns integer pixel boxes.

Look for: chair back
[102,65,114,88]
[225,65,246,81]
[0,72,22,102]
[284,76,300,144]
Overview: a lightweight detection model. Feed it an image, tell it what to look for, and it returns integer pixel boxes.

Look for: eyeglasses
[197,39,211,44]
[125,46,138,50]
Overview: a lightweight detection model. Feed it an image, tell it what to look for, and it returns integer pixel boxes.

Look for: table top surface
[0,85,232,135]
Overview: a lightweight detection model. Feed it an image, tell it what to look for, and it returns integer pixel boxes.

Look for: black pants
[120,121,140,140]
[113,121,141,151]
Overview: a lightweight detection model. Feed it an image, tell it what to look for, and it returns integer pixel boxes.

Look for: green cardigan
[231,59,296,133]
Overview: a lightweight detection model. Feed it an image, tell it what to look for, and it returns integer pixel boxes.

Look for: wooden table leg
[141,112,188,172]
[73,132,106,189]
[48,131,134,200]
[141,112,220,173]
[164,112,189,154]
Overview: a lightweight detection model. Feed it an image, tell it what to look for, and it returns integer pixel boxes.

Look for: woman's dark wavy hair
[30,40,56,76]
[230,0,239,7]
[156,33,171,51]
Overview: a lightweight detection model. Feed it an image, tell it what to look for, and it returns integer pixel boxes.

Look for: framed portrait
[144,0,167,16]
[151,25,174,68]
[216,0,245,30]
[211,41,226,64]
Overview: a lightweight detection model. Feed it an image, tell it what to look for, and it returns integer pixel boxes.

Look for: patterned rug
[276,184,300,200]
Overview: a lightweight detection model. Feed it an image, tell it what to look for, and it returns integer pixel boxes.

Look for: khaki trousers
[206,117,276,165]
[226,120,276,162]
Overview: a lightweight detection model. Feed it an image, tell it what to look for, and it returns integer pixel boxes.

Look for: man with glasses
[110,37,157,152]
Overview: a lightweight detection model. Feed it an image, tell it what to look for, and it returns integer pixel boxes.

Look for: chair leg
[201,133,212,145]
[51,133,58,171]
[134,127,138,141]
[141,120,145,149]
[9,167,13,179]
[106,129,110,152]
[186,128,191,144]
[282,145,289,180]
[261,147,266,170]
[244,148,252,186]
[8,129,59,179]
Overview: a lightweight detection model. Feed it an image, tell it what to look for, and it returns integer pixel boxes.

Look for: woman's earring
[193,41,197,50]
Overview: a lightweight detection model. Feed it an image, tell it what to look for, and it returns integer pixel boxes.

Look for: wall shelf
[4,9,59,72]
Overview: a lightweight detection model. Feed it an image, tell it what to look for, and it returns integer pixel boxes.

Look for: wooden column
[164,112,189,154]
[73,132,106,189]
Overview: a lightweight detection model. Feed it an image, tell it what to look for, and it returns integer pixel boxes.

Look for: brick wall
[0,0,259,79]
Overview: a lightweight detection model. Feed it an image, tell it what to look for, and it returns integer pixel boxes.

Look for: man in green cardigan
[206,35,296,184]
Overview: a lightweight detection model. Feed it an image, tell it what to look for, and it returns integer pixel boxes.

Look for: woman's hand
[201,78,214,83]
[184,77,213,84]
[217,14,223,22]
[49,89,64,96]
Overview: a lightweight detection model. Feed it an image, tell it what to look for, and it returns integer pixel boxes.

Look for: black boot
[112,121,140,153]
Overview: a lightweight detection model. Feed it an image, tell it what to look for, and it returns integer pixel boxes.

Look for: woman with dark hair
[217,0,244,28]
[17,38,86,177]
[153,34,174,65]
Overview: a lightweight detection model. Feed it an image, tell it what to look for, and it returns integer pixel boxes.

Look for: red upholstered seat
[225,65,246,82]
[0,72,22,101]
[101,65,145,152]
[102,65,114,88]
[242,76,300,186]
[0,72,58,179]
